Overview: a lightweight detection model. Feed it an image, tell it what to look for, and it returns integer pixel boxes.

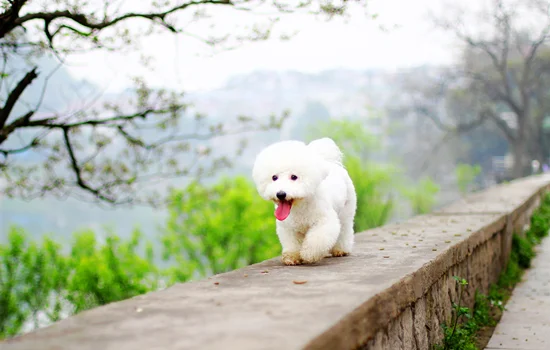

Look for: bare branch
[0,0,27,38]
[0,67,38,130]
[466,70,523,116]
[525,21,550,67]
[62,127,118,204]
[10,0,233,41]
[414,105,488,133]
[439,2,520,116]
[0,136,39,156]
[484,108,516,142]
[0,110,35,144]
[2,108,177,140]
[520,9,550,108]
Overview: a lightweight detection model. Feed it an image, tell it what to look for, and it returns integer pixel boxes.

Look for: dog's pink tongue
[275,201,292,221]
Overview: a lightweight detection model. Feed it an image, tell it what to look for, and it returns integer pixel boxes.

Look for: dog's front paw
[282,252,303,266]
[330,248,350,257]
[300,248,326,264]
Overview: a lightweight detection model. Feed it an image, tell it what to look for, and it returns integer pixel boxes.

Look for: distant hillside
[188,69,398,171]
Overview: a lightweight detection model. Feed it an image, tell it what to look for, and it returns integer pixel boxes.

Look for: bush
[345,156,396,231]
[400,177,440,215]
[161,176,280,280]
[513,233,535,269]
[455,163,482,195]
[0,226,158,339]
[65,229,159,313]
[0,227,70,338]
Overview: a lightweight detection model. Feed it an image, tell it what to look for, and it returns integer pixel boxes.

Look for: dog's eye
[272,175,278,181]
[290,175,298,181]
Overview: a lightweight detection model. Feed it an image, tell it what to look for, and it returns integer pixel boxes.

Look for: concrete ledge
[3,175,550,350]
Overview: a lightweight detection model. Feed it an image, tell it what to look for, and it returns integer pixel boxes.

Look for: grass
[435,192,550,350]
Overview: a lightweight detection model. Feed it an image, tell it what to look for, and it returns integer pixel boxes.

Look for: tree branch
[466,70,523,116]
[1,108,174,145]
[525,23,550,67]
[0,136,39,156]
[0,110,36,144]
[12,108,180,130]
[9,0,233,41]
[442,2,522,118]
[0,67,38,130]
[62,127,117,204]
[414,105,487,133]
[422,106,516,143]
[484,108,516,142]
[519,15,550,113]
[0,0,27,38]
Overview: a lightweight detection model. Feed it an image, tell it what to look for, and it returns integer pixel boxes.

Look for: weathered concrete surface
[2,175,550,350]
[435,176,546,217]
[485,237,550,350]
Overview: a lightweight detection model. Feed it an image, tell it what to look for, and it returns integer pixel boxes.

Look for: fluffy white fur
[252,137,357,265]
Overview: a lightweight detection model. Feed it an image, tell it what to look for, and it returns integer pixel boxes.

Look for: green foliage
[346,157,396,231]
[400,177,440,215]
[496,193,550,290]
[0,227,30,338]
[436,278,501,350]
[513,234,535,269]
[487,285,505,312]
[529,195,550,241]
[0,226,159,339]
[531,213,550,240]
[472,293,495,327]
[436,277,476,350]
[506,194,550,274]
[0,227,69,338]
[497,250,522,289]
[65,229,159,313]
[162,176,280,280]
[497,194,550,289]
[455,163,482,195]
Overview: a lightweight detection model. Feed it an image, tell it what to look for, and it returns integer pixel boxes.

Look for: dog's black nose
[276,191,287,200]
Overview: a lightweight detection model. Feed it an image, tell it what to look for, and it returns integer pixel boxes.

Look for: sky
[64,0,462,93]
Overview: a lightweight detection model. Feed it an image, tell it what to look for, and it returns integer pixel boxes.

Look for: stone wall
[3,175,550,350]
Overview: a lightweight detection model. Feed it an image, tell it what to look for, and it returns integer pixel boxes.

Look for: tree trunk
[529,111,547,167]
[539,123,550,165]
[511,114,530,178]
[511,141,529,178]
[534,129,546,166]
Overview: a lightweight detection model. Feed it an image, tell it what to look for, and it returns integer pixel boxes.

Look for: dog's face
[252,140,328,221]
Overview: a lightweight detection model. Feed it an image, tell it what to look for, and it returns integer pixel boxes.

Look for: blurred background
[1,0,549,338]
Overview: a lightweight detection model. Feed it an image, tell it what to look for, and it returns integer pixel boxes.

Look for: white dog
[252,138,357,265]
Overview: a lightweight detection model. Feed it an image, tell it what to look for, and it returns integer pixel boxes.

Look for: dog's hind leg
[332,181,357,257]
[331,219,354,257]
[300,212,340,264]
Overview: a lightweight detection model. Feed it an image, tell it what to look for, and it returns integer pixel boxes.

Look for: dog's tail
[307,138,343,166]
